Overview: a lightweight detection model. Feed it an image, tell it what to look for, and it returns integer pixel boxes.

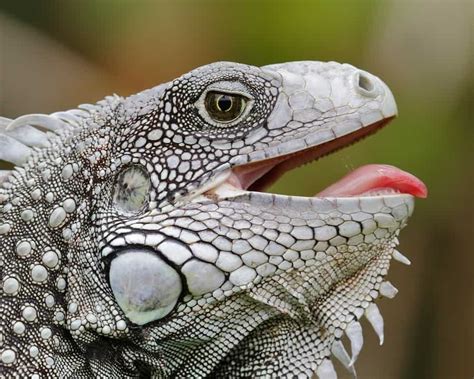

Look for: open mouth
[212,118,427,199]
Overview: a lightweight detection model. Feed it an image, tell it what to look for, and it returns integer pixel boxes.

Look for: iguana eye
[112,166,150,213]
[204,91,247,123]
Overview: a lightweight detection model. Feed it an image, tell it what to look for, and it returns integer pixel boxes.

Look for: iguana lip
[225,118,427,198]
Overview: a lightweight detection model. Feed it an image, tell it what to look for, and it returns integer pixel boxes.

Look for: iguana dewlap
[0,61,427,378]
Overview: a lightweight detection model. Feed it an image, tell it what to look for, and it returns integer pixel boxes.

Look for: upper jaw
[230,63,398,167]
[197,62,426,205]
[226,62,399,187]
[183,61,427,208]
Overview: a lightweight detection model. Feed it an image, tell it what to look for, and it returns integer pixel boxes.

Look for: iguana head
[0,61,426,377]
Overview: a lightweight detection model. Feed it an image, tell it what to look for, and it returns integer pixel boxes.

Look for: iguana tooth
[365,303,385,345]
[316,358,338,379]
[393,249,412,265]
[379,281,399,299]
[346,321,364,366]
[331,339,357,377]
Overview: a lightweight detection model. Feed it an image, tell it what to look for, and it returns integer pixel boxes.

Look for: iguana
[0,61,427,378]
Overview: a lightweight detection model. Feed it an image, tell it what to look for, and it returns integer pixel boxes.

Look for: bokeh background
[0,1,472,378]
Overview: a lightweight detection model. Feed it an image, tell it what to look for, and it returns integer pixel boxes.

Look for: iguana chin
[0,61,427,378]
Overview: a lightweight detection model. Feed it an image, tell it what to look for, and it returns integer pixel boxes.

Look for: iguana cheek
[108,250,182,325]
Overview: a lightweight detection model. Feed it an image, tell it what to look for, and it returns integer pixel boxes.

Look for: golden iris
[204,91,246,123]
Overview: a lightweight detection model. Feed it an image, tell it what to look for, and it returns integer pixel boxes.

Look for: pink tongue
[316,164,428,198]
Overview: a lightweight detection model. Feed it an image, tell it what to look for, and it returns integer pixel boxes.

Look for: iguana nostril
[356,71,377,96]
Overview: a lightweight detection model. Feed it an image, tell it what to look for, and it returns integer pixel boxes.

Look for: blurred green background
[0,1,472,378]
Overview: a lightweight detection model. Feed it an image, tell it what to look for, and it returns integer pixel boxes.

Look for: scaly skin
[1,61,416,378]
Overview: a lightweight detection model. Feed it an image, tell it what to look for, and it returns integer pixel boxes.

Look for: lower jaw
[204,182,416,235]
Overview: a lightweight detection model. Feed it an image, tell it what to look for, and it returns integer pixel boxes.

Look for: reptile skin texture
[0,61,420,378]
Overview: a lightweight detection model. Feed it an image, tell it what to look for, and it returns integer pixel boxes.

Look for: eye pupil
[204,91,247,123]
[216,95,233,112]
